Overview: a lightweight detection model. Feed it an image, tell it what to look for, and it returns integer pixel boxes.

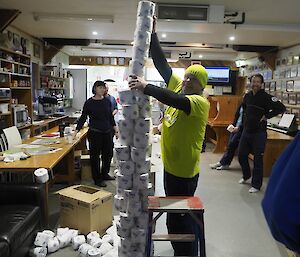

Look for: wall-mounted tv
[205,66,230,83]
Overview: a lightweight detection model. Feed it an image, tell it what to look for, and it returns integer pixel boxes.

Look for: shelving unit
[0,47,33,134]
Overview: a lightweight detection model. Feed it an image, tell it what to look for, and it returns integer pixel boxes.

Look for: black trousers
[238,130,267,189]
[219,129,242,166]
[87,130,113,183]
[164,171,199,256]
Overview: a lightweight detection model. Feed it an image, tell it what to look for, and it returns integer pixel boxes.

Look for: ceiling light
[199,55,203,58]
[131,41,134,45]
[33,12,114,23]
[229,36,235,41]
[108,52,112,55]
[162,33,167,38]
[92,31,98,35]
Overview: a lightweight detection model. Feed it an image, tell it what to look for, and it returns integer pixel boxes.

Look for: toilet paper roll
[118,119,134,133]
[133,133,149,148]
[88,248,102,257]
[139,103,151,118]
[114,195,126,212]
[90,236,102,248]
[114,145,131,162]
[137,0,156,17]
[78,243,94,257]
[102,234,113,245]
[29,247,47,257]
[56,227,69,237]
[136,16,153,32]
[124,189,140,204]
[132,45,147,63]
[72,235,86,250]
[120,237,132,252]
[134,90,150,106]
[133,173,149,190]
[116,172,133,190]
[113,235,121,248]
[131,146,147,163]
[47,237,60,253]
[116,221,131,238]
[118,246,128,257]
[119,212,135,229]
[118,160,135,176]
[131,228,147,243]
[57,233,71,248]
[118,89,136,105]
[130,60,144,77]
[34,232,51,247]
[99,242,113,256]
[119,130,133,146]
[127,200,143,216]
[87,231,100,244]
[134,118,151,134]
[136,211,149,229]
[69,229,79,238]
[134,30,151,48]
[130,244,146,257]
[41,230,55,238]
[135,158,151,174]
[34,168,49,183]
[122,104,139,120]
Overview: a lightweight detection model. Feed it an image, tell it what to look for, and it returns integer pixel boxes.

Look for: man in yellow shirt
[129,20,209,256]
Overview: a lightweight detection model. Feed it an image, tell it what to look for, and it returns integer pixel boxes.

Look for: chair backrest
[2,126,22,149]
[0,133,7,152]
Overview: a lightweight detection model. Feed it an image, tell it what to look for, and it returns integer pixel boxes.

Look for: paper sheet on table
[3,146,62,155]
[35,132,60,139]
[15,144,40,149]
[31,139,61,145]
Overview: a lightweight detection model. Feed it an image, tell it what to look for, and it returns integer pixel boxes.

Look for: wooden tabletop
[267,129,293,141]
[0,126,88,171]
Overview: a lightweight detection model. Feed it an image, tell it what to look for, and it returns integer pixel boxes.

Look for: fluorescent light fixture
[229,36,235,41]
[92,31,98,35]
[162,33,167,38]
[33,12,114,23]
[81,47,126,53]
[108,52,112,55]
[199,55,203,58]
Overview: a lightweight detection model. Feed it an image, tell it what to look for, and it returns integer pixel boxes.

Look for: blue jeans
[238,130,267,189]
[164,171,199,256]
[220,130,242,166]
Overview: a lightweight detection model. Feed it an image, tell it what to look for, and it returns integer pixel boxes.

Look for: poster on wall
[33,43,40,58]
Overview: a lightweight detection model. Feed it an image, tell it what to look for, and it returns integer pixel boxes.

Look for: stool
[147,196,206,257]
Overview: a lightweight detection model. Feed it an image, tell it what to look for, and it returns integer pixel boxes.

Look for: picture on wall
[291,67,298,78]
[33,43,40,58]
[282,93,289,104]
[264,82,270,91]
[96,57,103,65]
[288,93,297,105]
[286,80,294,92]
[294,80,300,91]
[270,81,276,91]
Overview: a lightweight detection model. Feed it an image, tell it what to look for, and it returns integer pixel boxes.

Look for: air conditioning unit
[157,3,224,23]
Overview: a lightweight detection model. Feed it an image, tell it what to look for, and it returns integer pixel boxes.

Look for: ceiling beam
[0,9,21,32]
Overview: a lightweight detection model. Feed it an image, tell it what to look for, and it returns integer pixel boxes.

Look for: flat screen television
[205,66,230,83]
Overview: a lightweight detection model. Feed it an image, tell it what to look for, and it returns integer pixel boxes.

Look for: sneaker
[95,180,107,187]
[103,174,115,181]
[216,165,230,170]
[238,178,250,184]
[249,187,259,193]
[209,162,222,169]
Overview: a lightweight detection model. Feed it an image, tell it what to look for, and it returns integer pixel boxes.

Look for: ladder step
[152,234,195,242]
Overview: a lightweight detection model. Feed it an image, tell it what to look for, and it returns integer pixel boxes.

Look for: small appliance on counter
[38,96,58,118]
[0,88,11,99]
[12,104,30,128]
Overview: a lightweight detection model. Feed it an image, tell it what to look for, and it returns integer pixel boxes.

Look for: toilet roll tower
[114,1,155,257]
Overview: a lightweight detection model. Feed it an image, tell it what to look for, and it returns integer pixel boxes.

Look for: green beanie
[185,64,208,88]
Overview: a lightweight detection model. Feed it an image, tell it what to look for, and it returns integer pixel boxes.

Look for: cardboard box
[58,185,113,235]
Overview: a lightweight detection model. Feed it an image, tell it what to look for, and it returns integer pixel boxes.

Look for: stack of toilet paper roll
[130,0,155,78]
[115,2,156,256]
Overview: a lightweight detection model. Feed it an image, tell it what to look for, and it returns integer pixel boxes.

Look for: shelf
[0,112,11,116]
[10,87,31,90]
[0,47,31,59]
[0,58,30,67]
[0,71,31,77]
[266,77,300,82]
[48,87,65,90]
[41,75,65,80]
[0,98,10,101]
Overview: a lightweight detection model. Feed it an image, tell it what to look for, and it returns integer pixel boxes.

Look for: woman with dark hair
[74,80,118,187]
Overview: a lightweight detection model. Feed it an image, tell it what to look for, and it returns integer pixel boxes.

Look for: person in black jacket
[210,104,243,170]
[74,81,118,187]
[238,74,286,193]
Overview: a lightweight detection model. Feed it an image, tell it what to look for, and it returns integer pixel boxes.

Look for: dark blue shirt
[76,97,116,132]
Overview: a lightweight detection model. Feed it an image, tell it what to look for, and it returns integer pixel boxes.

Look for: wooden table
[206,120,230,153]
[0,126,88,224]
[249,130,293,177]
[31,115,68,136]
